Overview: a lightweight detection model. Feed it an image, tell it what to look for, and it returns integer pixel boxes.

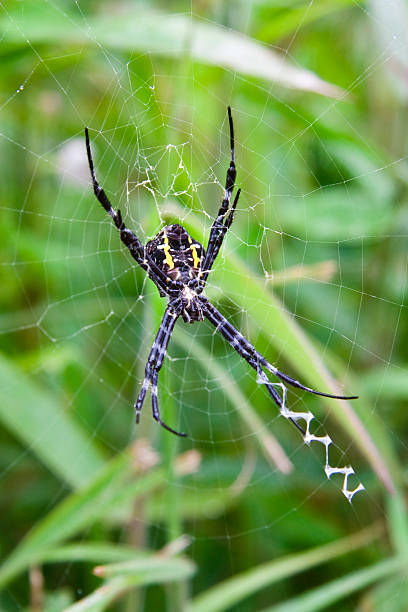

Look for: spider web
[1,0,407,609]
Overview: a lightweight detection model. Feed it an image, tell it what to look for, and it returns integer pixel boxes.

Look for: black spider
[85,108,357,437]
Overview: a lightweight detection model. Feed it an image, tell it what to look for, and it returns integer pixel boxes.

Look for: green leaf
[0,352,105,488]
[0,451,169,588]
[256,0,358,42]
[174,327,292,473]
[387,490,408,559]
[370,0,408,101]
[362,574,408,612]
[279,139,395,240]
[262,556,407,612]
[41,543,150,565]
[94,556,195,580]
[191,523,383,612]
[360,365,408,401]
[2,4,343,97]
[63,557,195,612]
[280,189,394,241]
[62,576,140,612]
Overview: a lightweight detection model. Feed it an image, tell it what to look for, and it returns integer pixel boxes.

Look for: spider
[85,107,357,438]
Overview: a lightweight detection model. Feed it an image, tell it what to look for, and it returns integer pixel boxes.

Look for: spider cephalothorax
[85,107,357,439]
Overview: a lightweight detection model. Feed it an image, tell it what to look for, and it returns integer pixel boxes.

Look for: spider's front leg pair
[199,107,241,289]
[85,128,173,297]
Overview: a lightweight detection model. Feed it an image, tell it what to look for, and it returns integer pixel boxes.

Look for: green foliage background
[1,1,408,610]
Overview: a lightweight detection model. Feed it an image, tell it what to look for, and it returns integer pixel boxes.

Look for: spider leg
[85,128,144,259]
[135,304,186,437]
[200,296,302,431]
[200,297,357,409]
[252,358,306,435]
[201,107,238,285]
[200,299,365,502]
[85,128,172,296]
[150,370,186,436]
[262,366,358,400]
[201,189,241,286]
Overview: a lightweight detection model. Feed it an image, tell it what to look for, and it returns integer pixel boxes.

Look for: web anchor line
[256,371,365,503]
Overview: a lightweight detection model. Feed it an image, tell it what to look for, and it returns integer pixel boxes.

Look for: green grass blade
[360,366,408,401]
[0,352,105,488]
[174,327,292,473]
[41,543,149,565]
[62,576,145,612]
[387,490,408,558]
[94,556,195,580]
[190,523,383,612]
[147,487,242,522]
[0,451,170,589]
[0,453,128,589]
[262,556,407,612]
[2,3,342,97]
[265,260,337,286]
[257,0,358,42]
[63,557,195,612]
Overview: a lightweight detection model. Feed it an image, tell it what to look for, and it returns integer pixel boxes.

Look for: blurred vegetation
[1,0,408,610]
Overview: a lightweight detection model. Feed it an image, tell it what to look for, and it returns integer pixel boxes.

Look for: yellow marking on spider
[188,236,200,268]
[163,234,175,270]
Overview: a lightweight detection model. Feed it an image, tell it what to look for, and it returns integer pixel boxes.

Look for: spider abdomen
[146,224,205,283]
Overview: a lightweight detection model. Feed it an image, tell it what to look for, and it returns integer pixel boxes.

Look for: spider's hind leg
[151,372,187,437]
[134,304,186,437]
